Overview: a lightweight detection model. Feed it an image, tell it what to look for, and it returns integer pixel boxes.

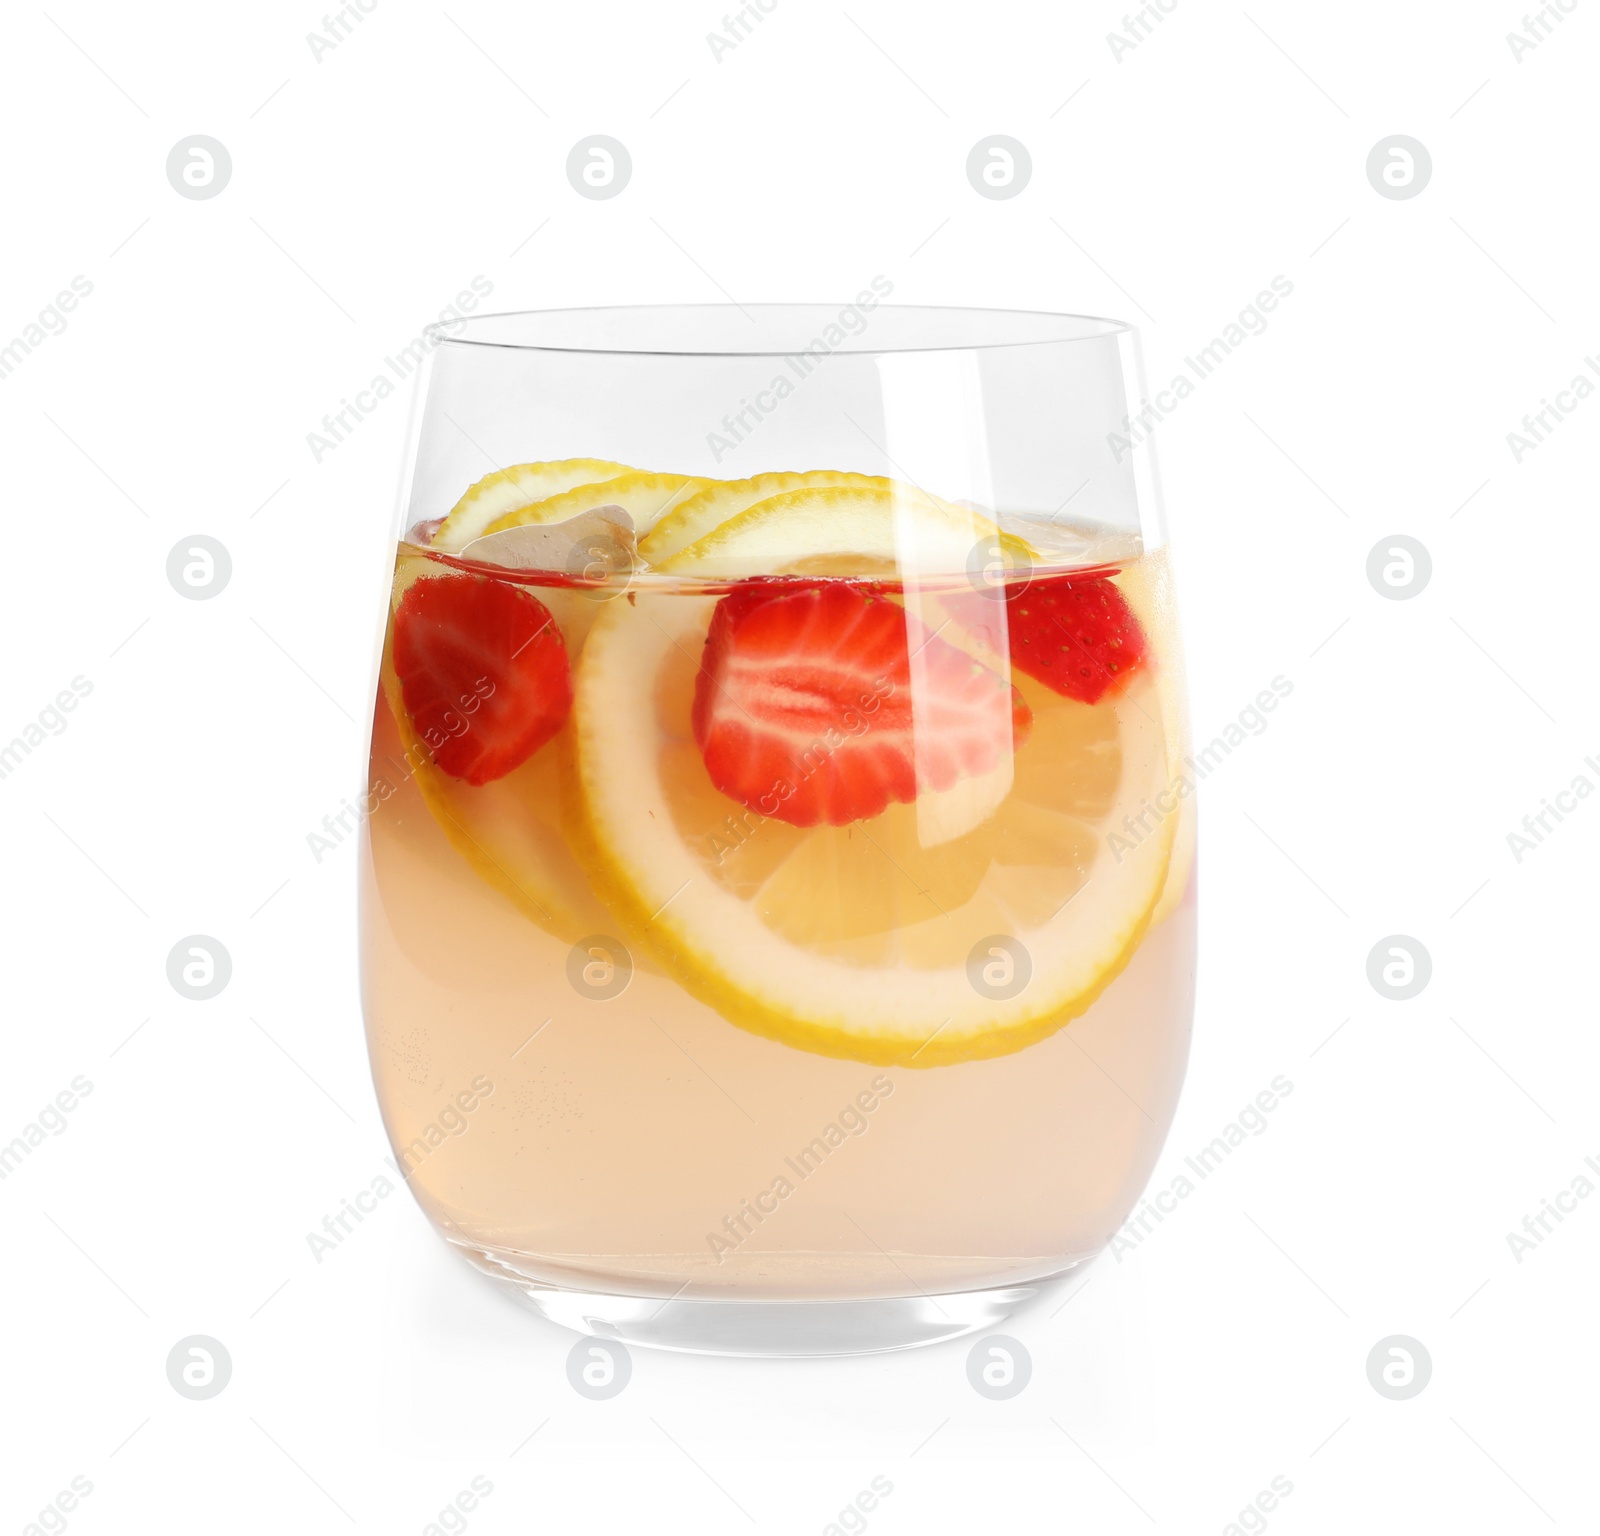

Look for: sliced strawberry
[392,574,571,785]
[1004,573,1148,703]
[692,582,1032,828]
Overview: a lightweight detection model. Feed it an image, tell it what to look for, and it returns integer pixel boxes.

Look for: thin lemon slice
[640,471,892,565]
[432,459,636,552]
[1117,546,1195,926]
[667,483,1038,578]
[1150,795,1196,925]
[483,471,711,539]
[377,552,612,945]
[379,660,611,945]
[569,500,1174,1067]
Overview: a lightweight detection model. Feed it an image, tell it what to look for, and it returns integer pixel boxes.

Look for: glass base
[454,1242,1083,1357]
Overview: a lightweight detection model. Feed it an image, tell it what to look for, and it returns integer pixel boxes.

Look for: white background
[3,1,1597,1531]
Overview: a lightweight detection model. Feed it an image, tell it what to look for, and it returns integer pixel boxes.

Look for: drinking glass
[359,304,1195,1355]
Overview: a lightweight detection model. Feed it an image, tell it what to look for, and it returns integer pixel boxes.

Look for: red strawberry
[392,574,571,785]
[1004,573,1148,703]
[693,582,1033,828]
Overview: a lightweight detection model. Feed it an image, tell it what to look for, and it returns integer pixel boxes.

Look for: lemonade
[360,460,1196,1343]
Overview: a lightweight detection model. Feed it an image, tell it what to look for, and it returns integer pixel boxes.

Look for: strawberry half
[1004,573,1148,703]
[392,574,572,785]
[692,582,1033,828]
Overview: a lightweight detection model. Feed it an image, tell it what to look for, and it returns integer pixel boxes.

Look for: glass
[359,304,1195,1356]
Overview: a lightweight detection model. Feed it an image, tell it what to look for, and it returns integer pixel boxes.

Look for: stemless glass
[359,304,1195,1356]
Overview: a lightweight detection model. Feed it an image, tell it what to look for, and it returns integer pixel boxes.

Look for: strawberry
[1003,573,1148,703]
[693,582,1032,828]
[392,574,572,785]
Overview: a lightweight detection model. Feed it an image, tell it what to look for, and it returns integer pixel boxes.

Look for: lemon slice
[664,482,1037,579]
[377,552,613,945]
[1118,548,1194,926]
[568,496,1174,1066]
[1150,795,1195,925]
[432,459,636,552]
[640,471,893,565]
[482,471,710,540]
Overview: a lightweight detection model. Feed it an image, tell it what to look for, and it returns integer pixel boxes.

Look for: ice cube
[459,505,638,583]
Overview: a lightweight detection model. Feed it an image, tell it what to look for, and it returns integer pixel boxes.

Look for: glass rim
[423,302,1134,359]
